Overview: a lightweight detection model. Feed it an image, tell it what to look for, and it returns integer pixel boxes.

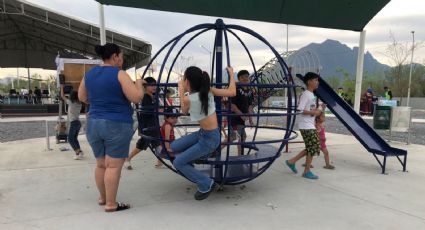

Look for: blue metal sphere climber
[137,19,298,185]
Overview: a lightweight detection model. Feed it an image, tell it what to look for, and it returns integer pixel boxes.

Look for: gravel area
[412,109,425,119]
[260,115,425,145]
[322,117,424,145]
[0,120,86,143]
[1,110,424,144]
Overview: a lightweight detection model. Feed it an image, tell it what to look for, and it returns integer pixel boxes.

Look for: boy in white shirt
[286,72,322,179]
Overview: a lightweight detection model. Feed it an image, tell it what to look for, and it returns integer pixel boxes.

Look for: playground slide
[300,75,407,173]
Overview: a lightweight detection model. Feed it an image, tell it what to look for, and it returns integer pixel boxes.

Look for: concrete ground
[1,129,425,230]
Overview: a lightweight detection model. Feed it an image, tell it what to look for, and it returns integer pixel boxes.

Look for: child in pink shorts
[316,106,335,169]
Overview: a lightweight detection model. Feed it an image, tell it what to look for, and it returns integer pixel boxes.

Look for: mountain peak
[321,39,342,45]
[297,40,389,78]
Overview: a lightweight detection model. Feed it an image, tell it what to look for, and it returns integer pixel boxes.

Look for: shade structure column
[98,3,106,45]
[354,30,366,114]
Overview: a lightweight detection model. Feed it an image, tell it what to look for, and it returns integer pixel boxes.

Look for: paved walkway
[1,130,424,229]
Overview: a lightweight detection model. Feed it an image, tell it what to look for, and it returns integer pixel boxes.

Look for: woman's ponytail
[199,71,211,115]
[184,66,211,116]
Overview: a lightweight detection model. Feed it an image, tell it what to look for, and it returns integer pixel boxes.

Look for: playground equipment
[138,19,298,185]
[257,51,407,174]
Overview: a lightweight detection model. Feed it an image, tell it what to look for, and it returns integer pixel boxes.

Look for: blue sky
[1,0,424,80]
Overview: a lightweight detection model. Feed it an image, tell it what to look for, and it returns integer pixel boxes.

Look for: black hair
[69,90,80,103]
[338,87,343,90]
[184,66,210,116]
[237,70,249,79]
[302,72,319,85]
[144,77,157,85]
[94,43,121,60]
[164,107,179,118]
[384,86,388,90]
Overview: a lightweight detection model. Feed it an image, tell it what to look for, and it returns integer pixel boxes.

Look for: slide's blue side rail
[296,74,407,174]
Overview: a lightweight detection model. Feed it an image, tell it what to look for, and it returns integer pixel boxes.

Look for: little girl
[316,105,335,169]
[171,66,236,200]
[60,85,83,160]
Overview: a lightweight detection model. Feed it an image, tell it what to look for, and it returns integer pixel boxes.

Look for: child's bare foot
[98,198,106,205]
[324,165,335,170]
[155,164,166,169]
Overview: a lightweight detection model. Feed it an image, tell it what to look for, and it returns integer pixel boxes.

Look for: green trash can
[373,106,392,130]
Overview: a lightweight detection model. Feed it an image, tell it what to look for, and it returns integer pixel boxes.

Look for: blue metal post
[214,19,224,182]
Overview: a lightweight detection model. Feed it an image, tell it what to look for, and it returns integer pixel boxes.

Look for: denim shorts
[86,119,134,159]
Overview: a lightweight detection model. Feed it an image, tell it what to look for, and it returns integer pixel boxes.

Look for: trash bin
[373,105,392,130]
[390,106,411,132]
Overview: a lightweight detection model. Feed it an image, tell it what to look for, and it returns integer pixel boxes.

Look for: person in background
[125,77,161,170]
[361,89,373,116]
[166,89,173,106]
[337,87,348,101]
[34,87,42,104]
[384,86,393,100]
[60,85,83,160]
[230,70,254,156]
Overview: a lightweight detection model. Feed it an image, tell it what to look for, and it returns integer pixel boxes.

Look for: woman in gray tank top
[171,66,236,201]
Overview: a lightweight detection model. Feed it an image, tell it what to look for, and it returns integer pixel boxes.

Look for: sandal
[105,202,131,212]
[324,165,335,170]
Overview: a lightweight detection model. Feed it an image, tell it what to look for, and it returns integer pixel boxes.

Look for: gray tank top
[66,99,82,121]
[188,92,216,121]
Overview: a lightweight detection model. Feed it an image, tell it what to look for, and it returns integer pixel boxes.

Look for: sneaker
[155,146,162,155]
[194,182,217,201]
[302,171,319,180]
[73,154,82,160]
[124,161,133,170]
[285,160,298,174]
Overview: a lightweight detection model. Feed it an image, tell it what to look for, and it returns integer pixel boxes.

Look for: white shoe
[155,146,162,155]
[73,154,82,160]
[79,151,84,157]
[124,161,133,170]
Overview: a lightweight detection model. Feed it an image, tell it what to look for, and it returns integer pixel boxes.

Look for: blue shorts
[86,119,134,159]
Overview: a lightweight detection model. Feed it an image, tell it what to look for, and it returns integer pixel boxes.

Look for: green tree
[327,75,340,90]
[362,71,385,97]
[335,68,356,102]
[383,32,423,102]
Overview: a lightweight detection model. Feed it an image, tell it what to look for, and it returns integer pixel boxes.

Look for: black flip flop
[105,202,131,212]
